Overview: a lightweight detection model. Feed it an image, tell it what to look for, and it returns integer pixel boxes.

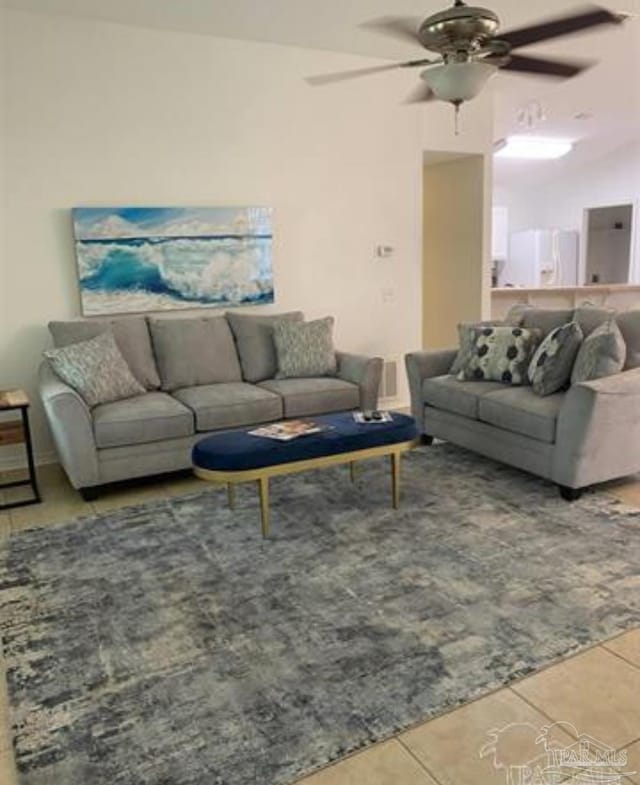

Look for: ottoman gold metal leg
[391,451,400,509]
[258,475,270,538]
[227,483,236,510]
[350,461,357,483]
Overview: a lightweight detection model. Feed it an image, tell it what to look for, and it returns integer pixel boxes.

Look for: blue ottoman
[192,411,417,536]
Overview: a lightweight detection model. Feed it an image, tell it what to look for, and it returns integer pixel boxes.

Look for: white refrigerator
[498,230,579,288]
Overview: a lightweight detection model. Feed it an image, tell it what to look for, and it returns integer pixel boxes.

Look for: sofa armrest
[404,349,457,424]
[553,368,640,488]
[38,362,99,489]
[336,351,383,411]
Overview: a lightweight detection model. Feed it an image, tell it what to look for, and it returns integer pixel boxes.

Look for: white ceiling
[3,0,640,186]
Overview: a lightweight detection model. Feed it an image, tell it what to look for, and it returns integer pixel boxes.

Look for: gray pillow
[44,331,145,407]
[457,325,542,385]
[571,320,626,384]
[149,316,242,391]
[450,321,506,375]
[528,321,583,396]
[274,316,337,379]
[226,311,303,382]
[616,310,640,369]
[48,317,161,390]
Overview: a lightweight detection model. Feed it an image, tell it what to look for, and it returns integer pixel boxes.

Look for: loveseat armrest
[553,368,640,488]
[38,362,99,490]
[336,351,383,411]
[404,349,457,424]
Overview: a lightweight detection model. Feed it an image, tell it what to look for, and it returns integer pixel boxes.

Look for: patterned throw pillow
[273,316,337,379]
[457,326,542,385]
[450,322,506,375]
[571,319,626,384]
[44,331,145,407]
[528,321,583,396]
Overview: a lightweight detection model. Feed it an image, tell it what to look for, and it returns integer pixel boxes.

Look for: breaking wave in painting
[72,207,274,316]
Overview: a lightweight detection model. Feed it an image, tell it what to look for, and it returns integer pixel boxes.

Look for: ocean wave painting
[72,207,274,316]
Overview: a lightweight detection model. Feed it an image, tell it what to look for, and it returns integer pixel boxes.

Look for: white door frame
[581,201,638,285]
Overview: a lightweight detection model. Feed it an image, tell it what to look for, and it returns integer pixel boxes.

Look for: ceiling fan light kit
[420,60,497,103]
[495,136,574,160]
[306,2,625,131]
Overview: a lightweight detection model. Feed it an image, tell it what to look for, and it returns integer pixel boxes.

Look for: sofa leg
[558,485,583,502]
[79,487,99,502]
[420,435,434,446]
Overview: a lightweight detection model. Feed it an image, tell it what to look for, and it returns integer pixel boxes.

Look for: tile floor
[0,464,639,785]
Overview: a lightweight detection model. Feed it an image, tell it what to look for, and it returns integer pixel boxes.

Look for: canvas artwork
[72,207,274,316]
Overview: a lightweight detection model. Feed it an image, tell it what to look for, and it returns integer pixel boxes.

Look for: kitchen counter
[492,284,640,319]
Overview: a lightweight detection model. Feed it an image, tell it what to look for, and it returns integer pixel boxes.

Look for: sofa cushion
[258,378,359,418]
[616,310,640,369]
[149,316,242,391]
[521,309,574,337]
[457,326,542,385]
[571,319,626,384]
[174,383,282,432]
[93,392,194,449]
[478,387,565,444]
[273,317,337,378]
[573,304,615,337]
[423,375,506,420]
[450,321,505,375]
[44,332,146,407]
[226,311,303,382]
[49,316,161,390]
[528,321,583,396]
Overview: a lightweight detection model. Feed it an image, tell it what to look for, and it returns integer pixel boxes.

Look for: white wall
[1,9,494,463]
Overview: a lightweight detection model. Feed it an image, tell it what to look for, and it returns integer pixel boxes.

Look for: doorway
[584,204,634,285]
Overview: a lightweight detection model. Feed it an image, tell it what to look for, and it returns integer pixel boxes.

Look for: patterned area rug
[1,444,640,785]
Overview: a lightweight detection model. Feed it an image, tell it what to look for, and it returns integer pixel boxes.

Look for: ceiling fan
[306,2,625,124]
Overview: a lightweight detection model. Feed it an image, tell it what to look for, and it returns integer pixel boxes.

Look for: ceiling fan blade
[404,83,436,104]
[359,16,424,46]
[496,5,623,50]
[492,53,593,78]
[305,58,434,86]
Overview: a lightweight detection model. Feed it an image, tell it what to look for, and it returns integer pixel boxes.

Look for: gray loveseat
[39,311,382,499]
[406,305,640,500]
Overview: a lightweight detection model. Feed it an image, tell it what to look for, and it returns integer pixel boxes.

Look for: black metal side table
[0,389,41,510]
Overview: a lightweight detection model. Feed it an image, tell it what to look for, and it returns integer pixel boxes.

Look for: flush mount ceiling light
[494,135,574,159]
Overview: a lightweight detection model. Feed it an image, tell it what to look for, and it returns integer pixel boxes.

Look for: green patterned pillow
[450,321,507,375]
[528,321,583,396]
[273,316,337,379]
[458,326,542,385]
[571,319,626,384]
[44,331,145,407]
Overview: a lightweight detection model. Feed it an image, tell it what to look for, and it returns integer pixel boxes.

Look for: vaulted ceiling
[3,0,640,184]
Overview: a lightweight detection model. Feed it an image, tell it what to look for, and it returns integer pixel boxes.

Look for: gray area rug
[1,444,640,785]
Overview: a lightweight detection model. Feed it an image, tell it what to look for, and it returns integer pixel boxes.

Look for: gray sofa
[406,305,640,500]
[39,311,382,499]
